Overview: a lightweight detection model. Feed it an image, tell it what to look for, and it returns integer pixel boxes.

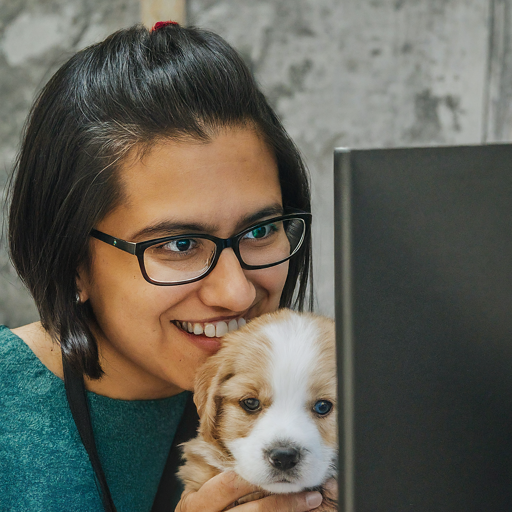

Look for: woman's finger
[176,471,258,512]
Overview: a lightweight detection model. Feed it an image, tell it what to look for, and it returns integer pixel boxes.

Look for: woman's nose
[198,247,256,311]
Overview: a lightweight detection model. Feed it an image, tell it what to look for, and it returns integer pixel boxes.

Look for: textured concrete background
[1,0,510,327]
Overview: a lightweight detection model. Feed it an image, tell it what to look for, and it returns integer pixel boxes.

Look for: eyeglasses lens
[142,217,305,284]
[238,218,305,266]
[143,238,216,284]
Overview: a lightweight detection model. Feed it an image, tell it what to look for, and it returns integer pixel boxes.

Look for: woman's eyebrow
[131,221,214,241]
[234,204,284,231]
[131,204,285,241]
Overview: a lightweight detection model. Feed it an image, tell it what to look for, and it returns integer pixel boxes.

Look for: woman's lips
[177,328,222,353]
[173,317,247,338]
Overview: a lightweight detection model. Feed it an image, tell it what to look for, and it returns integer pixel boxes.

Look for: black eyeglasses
[90,212,311,286]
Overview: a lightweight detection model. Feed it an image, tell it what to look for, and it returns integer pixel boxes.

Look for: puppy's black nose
[268,447,300,471]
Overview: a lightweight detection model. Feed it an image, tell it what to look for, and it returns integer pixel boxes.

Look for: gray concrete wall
[1,0,511,326]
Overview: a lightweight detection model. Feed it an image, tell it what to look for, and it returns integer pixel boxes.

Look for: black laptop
[334,144,512,511]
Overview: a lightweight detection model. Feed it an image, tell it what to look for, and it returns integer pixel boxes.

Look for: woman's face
[79,127,288,399]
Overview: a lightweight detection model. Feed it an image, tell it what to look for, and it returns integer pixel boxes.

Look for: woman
[1,22,327,512]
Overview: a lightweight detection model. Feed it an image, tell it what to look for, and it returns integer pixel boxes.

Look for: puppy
[178,309,337,508]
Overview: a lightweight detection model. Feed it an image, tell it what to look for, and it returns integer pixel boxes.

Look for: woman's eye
[244,223,276,240]
[162,238,196,252]
[313,400,333,416]
[240,398,261,412]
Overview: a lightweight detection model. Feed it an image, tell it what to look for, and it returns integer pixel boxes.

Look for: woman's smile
[172,316,247,338]
[170,314,249,355]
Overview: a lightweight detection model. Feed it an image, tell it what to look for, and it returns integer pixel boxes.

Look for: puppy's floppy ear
[193,354,232,445]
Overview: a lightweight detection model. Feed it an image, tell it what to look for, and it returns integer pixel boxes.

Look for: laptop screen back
[334,145,512,511]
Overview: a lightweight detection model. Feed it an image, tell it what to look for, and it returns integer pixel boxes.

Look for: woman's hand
[176,472,324,512]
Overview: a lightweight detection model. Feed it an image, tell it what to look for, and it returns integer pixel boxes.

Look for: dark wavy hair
[8,23,313,379]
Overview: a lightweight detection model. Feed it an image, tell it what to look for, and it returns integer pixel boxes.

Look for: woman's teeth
[175,318,246,337]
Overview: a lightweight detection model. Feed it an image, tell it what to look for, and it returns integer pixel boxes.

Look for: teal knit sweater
[0,326,189,512]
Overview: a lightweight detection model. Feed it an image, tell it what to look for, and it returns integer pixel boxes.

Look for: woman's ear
[75,268,90,304]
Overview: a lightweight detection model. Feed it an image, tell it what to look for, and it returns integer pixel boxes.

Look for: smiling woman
[1,22,325,512]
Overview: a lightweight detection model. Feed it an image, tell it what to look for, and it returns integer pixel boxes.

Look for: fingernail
[306,491,323,509]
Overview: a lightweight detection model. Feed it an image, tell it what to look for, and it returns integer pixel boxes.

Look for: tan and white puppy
[178,309,337,506]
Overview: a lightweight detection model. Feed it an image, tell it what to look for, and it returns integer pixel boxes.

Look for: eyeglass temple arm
[90,229,137,255]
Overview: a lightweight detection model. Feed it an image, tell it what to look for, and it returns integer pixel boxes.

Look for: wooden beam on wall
[140,0,186,28]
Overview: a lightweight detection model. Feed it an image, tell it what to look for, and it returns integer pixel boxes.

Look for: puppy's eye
[240,398,261,412]
[313,400,333,416]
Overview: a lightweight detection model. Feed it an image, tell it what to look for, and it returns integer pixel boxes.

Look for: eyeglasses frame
[90,212,312,286]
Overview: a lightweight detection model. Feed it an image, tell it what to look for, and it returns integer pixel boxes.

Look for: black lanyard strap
[62,354,199,512]
[63,356,117,512]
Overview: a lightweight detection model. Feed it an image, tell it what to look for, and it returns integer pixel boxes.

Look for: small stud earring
[75,293,81,304]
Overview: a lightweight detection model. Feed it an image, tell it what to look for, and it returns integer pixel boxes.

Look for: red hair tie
[151,21,180,31]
